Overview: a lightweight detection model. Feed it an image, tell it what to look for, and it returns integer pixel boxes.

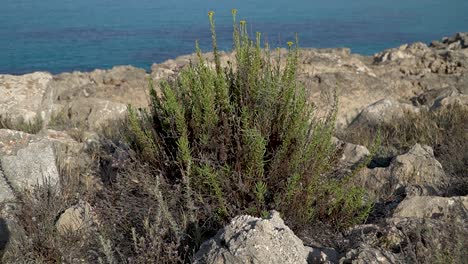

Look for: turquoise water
[1,0,467,74]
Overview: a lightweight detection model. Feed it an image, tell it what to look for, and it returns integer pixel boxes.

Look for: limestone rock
[0,72,53,124]
[340,244,399,264]
[193,211,310,264]
[0,129,89,203]
[306,246,339,264]
[63,98,128,130]
[332,137,370,175]
[393,196,467,220]
[350,98,420,127]
[373,42,431,64]
[0,129,59,194]
[56,200,96,234]
[356,144,448,200]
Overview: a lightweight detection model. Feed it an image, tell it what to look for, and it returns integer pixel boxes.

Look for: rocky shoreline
[0,32,467,263]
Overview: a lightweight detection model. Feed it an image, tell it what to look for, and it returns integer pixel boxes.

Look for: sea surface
[1,0,467,74]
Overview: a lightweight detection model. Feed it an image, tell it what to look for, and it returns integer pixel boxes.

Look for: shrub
[123,9,371,234]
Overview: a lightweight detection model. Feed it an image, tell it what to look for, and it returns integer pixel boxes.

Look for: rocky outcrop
[2,33,468,132]
[0,129,91,204]
[0,72,53,123]
[0,129,59,194]
[356,144,448,201]
[55,200,97,235]
[393,196,467,220]
[341,194,468,264]
[193,211,311,264]
[350,98,419,127]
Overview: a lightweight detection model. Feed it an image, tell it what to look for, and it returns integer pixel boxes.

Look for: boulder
[342,195,468,264]
[373,42,431,64]
[193,211,310,264]
[0,130,59,195]
[340,244,399,264]
[0,129,90,203]
[350,98,419,128]
[393,196,467,221]
[55,200,97,234]
[0,72,53,124]
[356,144,448,200]
[332,138,370,176]
[59,98,128,130]
[431,32,468,50]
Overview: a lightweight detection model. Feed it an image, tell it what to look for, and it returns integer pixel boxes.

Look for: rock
[411,87,459,107]
[0,72,53,125]
[393,196,467,220]
[356,144,448,200]
[342,196,468,264]
[56,200,96,234]
[432,94,468,109]
[306,246,339,264]
[332,138,370,175]
[432,32,468,50]
[350,98,420,127]
[62,98,128,130]
[0,129,91,203]
[373,42,431,64]
[340,244,399,264]
[0,129,60,194]
[52,66,148,107]
[0,169,14,202]
[193,211,310,264]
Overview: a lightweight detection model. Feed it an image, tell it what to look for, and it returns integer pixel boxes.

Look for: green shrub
[126,10,370,227]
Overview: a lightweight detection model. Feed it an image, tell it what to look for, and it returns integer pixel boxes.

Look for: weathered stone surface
[340,244,399,264]
[332,138,370,176]
[51,65,148,107]
[0,129,59,194]
[60,98,128,130]
[356,144,448,200]
[306,246,339,264]
[350,98,420,127]
[0,72,53,123]
[193,211,310,264]
[56,200,96,234]
[0,129,90,202]
[393,196,467,220]
[342,196,468,264]
[430,32,468,50]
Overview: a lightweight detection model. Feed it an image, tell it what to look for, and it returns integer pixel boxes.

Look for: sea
[1,0,467,74]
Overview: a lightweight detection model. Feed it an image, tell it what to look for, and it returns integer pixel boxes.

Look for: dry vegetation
[339,103,468,195]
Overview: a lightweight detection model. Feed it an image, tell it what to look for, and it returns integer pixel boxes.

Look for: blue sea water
[1,0,467,74]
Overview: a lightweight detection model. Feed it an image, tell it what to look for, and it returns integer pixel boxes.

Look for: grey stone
[393,196,468,220]
[350,98,420,127]
[356,144,448,200]
[56,200,97,234]
[193,211,310,264]
[1,138,59,191]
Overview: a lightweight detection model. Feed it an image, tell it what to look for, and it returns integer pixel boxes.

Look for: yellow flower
[287,41,294,48]
[208,11,215,18]
[231,9,237,16]
[240,20,246,26]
